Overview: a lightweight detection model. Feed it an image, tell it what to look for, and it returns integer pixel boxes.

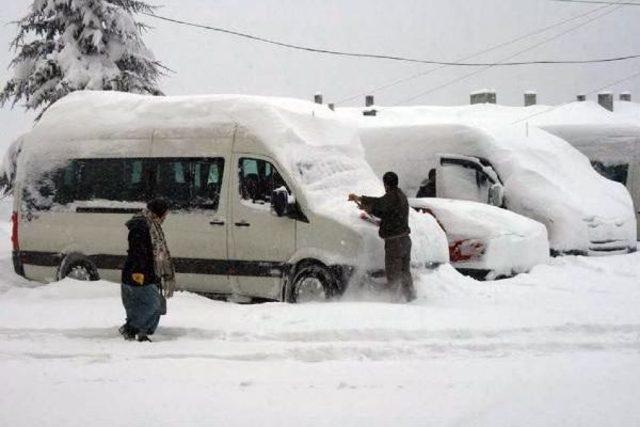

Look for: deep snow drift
[0,197,639,426]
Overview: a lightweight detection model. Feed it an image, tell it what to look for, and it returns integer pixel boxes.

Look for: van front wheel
[287,264,339,303]
[57,254,100,281]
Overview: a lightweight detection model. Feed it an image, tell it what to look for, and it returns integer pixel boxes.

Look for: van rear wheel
[287,264,339,303]
[58,254,100,281]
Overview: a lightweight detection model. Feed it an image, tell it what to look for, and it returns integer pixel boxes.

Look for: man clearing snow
[349,172,416,302]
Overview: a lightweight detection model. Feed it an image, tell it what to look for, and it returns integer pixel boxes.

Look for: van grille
[588,239,633,255]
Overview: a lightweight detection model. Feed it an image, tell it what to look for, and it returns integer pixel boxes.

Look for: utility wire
[393,1,628,106]
[554,0,640,5]
[336,0,615,104]
[142,12,640,67]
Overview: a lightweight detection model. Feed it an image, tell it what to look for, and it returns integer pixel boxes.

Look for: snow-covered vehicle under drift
[409,198,549,279]
[348,120,637,256]
[11,92,448,301]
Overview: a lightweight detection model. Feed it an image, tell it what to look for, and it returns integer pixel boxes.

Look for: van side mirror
[271,188,295,217]
[488,183,504,207]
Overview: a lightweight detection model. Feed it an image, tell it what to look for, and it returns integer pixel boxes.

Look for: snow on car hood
[408,197,547,241]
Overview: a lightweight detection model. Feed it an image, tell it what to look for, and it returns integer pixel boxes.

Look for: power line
[336,0,616,104]
[554,0,640,5]
[142,12,640,67]
[393,1,629,105]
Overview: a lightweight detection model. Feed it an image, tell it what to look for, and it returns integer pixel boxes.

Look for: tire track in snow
[0,322,638,341]
[0,323,639,362]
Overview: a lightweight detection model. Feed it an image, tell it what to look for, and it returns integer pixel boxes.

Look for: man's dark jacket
[361,187,411,239]
[121,216,160,286]
[416,180,436,198]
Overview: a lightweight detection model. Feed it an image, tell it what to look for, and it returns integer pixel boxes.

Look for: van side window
[239,158,288,205]
[155,160,191,209]
[24,157,225,212]
[591,161,628,185]
[151,158,225,210]
[192,159,224,210]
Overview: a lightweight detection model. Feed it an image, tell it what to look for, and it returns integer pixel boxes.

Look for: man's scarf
[142,209,176,298]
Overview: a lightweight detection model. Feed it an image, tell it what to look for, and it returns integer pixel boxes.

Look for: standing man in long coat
[349,171,416,302]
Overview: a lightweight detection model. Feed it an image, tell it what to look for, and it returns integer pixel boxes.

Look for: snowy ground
[0,200,639,426]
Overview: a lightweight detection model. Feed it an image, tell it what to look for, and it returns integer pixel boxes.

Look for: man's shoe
[136,334,152,342]
[119,324,136,341]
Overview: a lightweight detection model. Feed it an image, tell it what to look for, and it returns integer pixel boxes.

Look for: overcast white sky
[1,0,640,150]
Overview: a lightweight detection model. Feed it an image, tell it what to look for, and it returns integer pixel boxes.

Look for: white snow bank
[0,203,639,425]
[2,251,639,339]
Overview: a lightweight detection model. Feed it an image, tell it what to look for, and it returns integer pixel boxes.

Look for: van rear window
[25,157,225,211]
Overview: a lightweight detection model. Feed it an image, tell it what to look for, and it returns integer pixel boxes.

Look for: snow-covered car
[409,198,549,279]
[340,113,637,256]
[525,101,640,239]
[11,92,449,302]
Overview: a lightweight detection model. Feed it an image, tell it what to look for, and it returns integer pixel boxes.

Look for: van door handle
[234,221,251,227]
[210,220,225,226]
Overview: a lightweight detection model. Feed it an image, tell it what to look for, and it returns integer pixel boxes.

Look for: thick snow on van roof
[338,100,636,127]
[337,105,636,252]
[340,101,640,163]
[19,91,449,267]
[614,100,640,124]
[31,90,355,146]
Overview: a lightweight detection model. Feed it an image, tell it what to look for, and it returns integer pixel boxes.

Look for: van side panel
[150,131,234,293]
[17,137,153,283]
[630,162,640,239]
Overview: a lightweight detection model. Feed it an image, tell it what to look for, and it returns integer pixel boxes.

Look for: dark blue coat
[121,216,160,286]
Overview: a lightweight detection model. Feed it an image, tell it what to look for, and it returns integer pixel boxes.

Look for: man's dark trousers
[384,235,416,301]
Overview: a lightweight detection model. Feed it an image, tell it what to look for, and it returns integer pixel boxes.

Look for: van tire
[57,254,100,282]
[286,263,340,303]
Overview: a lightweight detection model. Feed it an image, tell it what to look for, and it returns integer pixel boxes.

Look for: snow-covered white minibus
[345,101,640,240]
[531,101,640,239]
[350,121,636,256]
[12,92,448,301]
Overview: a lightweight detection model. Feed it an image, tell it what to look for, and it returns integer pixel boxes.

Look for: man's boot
[119,324,136,341]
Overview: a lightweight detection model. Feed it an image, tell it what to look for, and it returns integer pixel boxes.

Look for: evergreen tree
[0,0,165,120]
